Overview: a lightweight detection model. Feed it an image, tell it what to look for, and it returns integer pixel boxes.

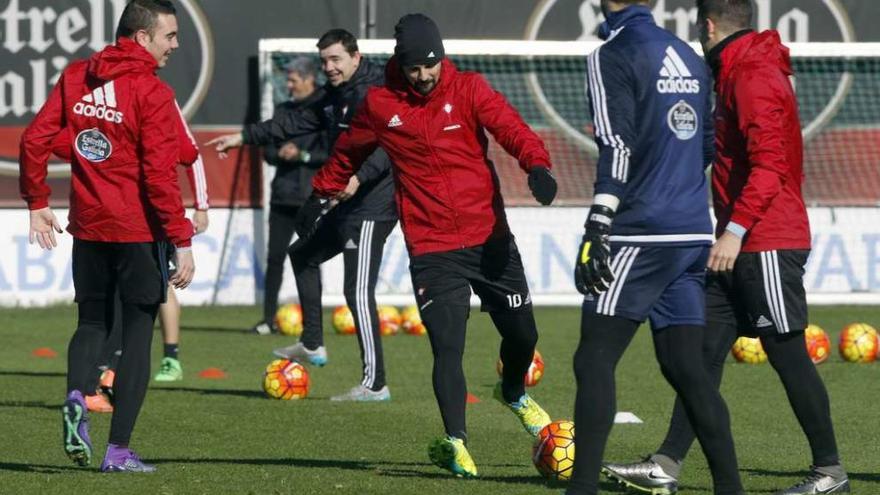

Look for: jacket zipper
[420,100,464,248]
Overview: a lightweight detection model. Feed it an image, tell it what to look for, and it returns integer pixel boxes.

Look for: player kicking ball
[308,14,558,477]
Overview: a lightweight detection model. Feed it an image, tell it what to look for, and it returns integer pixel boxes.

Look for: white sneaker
[330,385,391,402]
[249,321,276,336]
[272,342,327,367]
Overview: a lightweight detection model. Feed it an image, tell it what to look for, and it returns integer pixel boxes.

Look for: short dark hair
[697,0,753,30]
[317,29,359,55]
[115,0,176,39]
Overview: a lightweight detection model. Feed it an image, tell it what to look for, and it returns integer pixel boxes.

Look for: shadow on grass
[151,386,265,399]
[0,370,66,378]
[0,400,58,411]
[744,467,880,484]
[0,461,86,474]
[177,324,251,334]
[150,456,544,484]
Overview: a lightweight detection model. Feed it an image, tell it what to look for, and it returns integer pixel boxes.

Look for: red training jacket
[20,37,193,247]
[712,30,811,252]
[313,57,552,256]
[49,101,210,211]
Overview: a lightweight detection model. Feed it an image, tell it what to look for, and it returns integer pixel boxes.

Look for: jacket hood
[88,37,158,81]
[598,4,654,40]
[384,56,457,101]
[717,30,793,80]
[327,57,384,96]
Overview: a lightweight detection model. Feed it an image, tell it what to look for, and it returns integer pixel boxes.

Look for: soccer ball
[274,303,303,336]
[731,336,767,364]
[377,305,401,336]
[401,305,427,336]
[332,305,356,335]
[263,359,310,400]
[532,420,575,481]
[496,349,545,387]
[804,324,831,364]
[839,323,879,363]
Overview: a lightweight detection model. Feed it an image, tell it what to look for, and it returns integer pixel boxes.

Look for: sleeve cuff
[725,221,747,238]
[729,210,757,233]
[27,198,50,210]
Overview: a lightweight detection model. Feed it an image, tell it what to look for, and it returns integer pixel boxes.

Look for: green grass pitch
[0,305,878,494]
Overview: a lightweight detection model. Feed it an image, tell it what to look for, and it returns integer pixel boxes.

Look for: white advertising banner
[1,207,878,307]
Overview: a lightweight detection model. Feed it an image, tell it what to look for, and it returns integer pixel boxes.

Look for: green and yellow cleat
[428,436,478,478]
[493,382,551,437]
[154,357,183,382]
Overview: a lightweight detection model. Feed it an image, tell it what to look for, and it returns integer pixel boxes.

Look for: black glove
[574,204,615,295]
[528,166,557,206]
[289,195,335,254]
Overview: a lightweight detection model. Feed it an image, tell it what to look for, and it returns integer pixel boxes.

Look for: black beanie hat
[394,13,445,67]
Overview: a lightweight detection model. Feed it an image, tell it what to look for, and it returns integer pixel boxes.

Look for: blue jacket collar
[598,4,654,40]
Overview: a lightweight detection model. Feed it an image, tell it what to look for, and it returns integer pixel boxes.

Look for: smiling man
[209,29,398,402]
[19,0,194,473]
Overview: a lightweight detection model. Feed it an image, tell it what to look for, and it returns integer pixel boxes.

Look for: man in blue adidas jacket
[567,2,743,494]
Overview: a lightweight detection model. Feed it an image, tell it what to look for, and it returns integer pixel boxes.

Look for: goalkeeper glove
[574,204,615,295]
[528,166,557,205]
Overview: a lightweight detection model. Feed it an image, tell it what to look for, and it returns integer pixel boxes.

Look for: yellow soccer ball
[401,305,427,336]
[839,323,879,363]
[377,305,401,336]
[332,305,356,335]
[731,336,767,364]
[263,359,310,400]
[804,324,831,364]
[533,420,575,481]
[274,303,303,336]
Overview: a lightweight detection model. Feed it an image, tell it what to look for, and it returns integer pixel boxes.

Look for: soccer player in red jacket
[49,102,209,407]
[602,1,848,494]
[19,0,193,473]
[309,14,558,477]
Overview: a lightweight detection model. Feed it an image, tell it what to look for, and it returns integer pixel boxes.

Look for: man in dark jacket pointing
[210,29,398,402]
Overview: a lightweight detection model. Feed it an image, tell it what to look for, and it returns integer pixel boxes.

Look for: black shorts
[72,238,169,305]
[707,249,809,337]
[409,235,531,313]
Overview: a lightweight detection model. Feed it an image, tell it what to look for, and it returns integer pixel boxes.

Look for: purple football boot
[101,444,157,473]
[62,390,93,466]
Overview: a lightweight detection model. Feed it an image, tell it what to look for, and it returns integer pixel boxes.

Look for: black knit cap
[394,13,445,67]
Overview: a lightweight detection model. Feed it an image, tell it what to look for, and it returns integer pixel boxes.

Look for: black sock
[762,332,840,467]
[163,343,179,360]
[109,303,158,446]
[490,310,539,403]
[568,313,639,495]
[69,300,116,395]
[421,302,470,441]
[657,320,738,462]
[653,325,742,494]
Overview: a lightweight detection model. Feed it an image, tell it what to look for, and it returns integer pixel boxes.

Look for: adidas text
[73,103,123,123]
[657,79,700,94]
